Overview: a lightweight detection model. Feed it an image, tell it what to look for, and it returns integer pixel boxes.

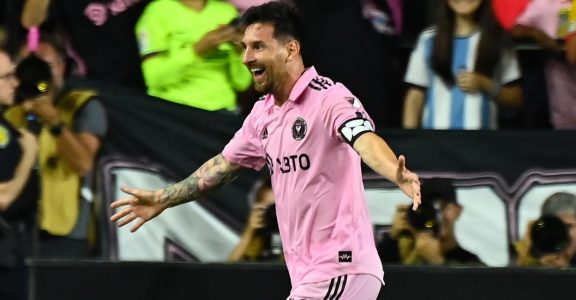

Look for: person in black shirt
[0,47,39,300]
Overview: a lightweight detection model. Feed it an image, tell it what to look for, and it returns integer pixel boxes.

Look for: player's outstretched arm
[353,132,421,210]
[110,153,242,232]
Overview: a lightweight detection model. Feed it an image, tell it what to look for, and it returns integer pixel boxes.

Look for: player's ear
[286,39,300,62]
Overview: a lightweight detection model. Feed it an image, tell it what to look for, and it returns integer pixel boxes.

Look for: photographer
[516,192,576,267]
[228,177,282,262]
[378,178,482,265]
[5,38,107,259]
[0,47,39,300]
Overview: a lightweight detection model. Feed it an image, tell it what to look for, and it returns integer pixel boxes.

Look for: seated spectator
[0,46,39,300]
[402,0,522,129]
[22,0,152,91]
[5,37,107,259]
[510,0,576,129]
[228,177,281,262]
[135,0,252,112]
[378,178,482,265]
[516,192,576,267]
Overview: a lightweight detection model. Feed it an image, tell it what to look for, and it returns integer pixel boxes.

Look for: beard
[254,78,272,94]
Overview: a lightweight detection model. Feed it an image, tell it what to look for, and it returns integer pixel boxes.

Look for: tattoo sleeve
[160,154,241,207]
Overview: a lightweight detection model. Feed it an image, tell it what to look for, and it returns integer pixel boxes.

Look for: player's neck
[273,63,305,106]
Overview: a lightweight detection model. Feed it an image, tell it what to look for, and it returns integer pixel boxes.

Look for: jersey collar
[264,66,318,108]
[287,66,318,103]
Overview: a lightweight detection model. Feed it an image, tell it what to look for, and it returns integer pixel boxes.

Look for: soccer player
[110,2,421,299]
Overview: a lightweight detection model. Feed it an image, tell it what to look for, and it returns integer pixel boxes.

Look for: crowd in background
[1,0,576,299]
[0,0,573,129]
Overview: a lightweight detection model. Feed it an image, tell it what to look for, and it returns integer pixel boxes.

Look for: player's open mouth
[251,67,266,81]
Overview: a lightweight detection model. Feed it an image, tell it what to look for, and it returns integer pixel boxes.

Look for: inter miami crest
[292,117,307,141]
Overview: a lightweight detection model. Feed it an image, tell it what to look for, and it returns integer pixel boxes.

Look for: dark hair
[431,0,512,85]
[240,1,304,47]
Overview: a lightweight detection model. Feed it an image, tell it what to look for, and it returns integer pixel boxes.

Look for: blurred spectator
[0,47,38,300]
[228,177,282,262]
[516,192,576,267]
[510,0,576,129]
[402,0,522,129]
[135,0,251,112]
[21,0,152,91]
[5,38,107,259]
[378,178,482,265]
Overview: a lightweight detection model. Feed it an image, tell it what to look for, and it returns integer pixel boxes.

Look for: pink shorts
[287,274,382,300]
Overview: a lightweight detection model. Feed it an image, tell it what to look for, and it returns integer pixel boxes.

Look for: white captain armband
[338,117,374,145]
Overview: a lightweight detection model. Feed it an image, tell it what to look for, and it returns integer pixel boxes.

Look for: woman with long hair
[403,0,522,129]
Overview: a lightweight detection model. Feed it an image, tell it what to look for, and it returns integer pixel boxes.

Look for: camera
[406,201,441,236]
[530,215,569,258]
[14,53,53,104]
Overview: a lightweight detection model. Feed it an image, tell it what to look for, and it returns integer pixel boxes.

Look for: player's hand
[110,186,168,232]
[396,155,421,211]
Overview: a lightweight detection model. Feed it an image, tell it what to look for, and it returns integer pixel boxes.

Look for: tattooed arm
[161,154,241,207]
[110,153,242,232]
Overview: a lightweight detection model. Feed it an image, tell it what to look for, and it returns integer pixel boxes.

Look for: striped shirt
[405,27,520,129]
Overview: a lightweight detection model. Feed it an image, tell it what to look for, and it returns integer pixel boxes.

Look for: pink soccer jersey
[222,67,384,288]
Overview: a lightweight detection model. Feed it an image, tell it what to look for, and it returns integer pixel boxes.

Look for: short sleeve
[404,30,434,88]
[222,108,267,170]
[135,2,170,56]
[73,98,108,138]
[496,49,521,86]
[322,84,375,146]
